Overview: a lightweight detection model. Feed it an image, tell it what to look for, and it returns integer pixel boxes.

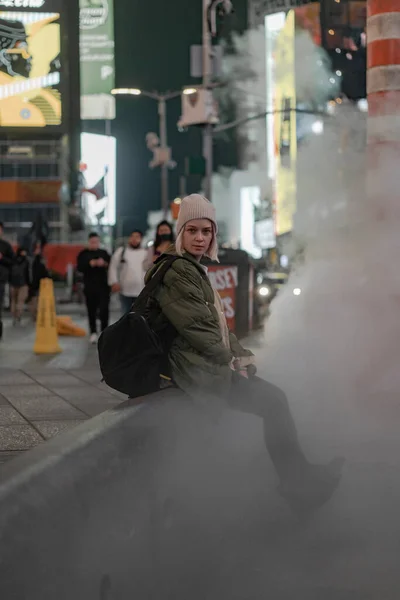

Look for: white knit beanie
[175,194,219,262]
[176,194,218,235]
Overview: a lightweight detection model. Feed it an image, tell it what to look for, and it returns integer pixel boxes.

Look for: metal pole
[158,97,169,216]
[367,0,400,221]
[202,0,213,201]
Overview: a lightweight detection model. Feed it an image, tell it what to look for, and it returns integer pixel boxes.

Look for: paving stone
[0,406,28,425]
[69,396,121,417]
[0,425,43,451]
[23,368,66,376]
[0,451,24,465]
[69,370,102,385]
[0,372,34,386]
[7,396,86,421]
[51,386,113,401]
[33,420,87,440]
[30,374,84,389]
[95,383,127,400]
[0,394,10,406]
[0,384,56,400]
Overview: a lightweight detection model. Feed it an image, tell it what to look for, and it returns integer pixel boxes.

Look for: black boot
[0,320,3,341]
[278,457,344,518]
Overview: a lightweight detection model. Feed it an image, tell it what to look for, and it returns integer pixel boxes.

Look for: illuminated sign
[266,9,297,236]
[81,133,116,226]
[0,10,61,127]
[80,0,115,120]
[0,0,45,7]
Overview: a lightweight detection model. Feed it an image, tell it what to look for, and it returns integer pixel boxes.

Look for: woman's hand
[233,356,257,378]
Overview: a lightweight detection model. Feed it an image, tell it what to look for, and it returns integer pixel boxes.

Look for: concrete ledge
[0,388,270,600]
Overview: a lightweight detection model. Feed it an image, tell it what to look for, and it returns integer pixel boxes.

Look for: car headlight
[258,286,271,297]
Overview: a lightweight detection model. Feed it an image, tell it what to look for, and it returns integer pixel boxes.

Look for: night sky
[112,0,247,235]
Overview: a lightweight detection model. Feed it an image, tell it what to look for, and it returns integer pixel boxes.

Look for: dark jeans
[228,372,307,481]
[120,294,137,315]
[0,282,5,338]
[0,282,5,322]
[84,287,110,334]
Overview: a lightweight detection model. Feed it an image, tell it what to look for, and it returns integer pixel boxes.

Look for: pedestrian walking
[10,247,30,325]
[141,195,343,515]
[143,220,175,271]
[77,232,111,344]
[108,229,147,315]
[0,221,14,341]
[26,241,49,322]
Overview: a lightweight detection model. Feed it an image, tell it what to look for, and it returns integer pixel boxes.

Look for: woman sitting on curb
[145,194,343,516]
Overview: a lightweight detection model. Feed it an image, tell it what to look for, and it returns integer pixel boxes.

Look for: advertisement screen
[80,0,115,120]
[81,132,116,227]
[266,9,297,237]
[0,11,61,127]
[266,4,322,237]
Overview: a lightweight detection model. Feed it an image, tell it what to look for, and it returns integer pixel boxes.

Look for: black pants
[0,282,5,322]
[84,287,110,334]
[228,372,307,481]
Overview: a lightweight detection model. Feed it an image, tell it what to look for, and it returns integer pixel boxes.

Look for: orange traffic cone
[56,316,86,337]
[33,278,62,354]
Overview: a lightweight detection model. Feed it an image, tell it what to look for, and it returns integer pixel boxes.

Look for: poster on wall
[0,10,61,127]
[208,265,238,332]
[80,0,115,120]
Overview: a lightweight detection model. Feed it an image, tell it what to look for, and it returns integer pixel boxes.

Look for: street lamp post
[112,88,189,216]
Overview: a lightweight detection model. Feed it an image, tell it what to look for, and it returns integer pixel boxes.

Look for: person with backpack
[77,232,111,344]
[0,221,14,340]
[10,247,30,325]
[99,194,343,516]
[108,229,147,315]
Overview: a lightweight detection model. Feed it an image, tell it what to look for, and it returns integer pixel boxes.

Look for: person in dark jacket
[143,220,175,271]
[77,232,111,344]
[10,247,30,324]
[0,221,14,340]
[145,194,343,516]
[27,241,49,321]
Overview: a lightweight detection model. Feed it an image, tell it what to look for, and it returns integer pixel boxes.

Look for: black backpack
[98,255,179,398]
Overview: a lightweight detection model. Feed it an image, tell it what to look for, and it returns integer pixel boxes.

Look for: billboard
[80,132,116,226]
[0,10,61,127]
[266,9,297,236]
[80,0,115,120]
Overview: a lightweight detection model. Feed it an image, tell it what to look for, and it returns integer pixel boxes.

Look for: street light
[111,87,194,215]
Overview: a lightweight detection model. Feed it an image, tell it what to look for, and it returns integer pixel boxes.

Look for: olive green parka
[145,247,253,398]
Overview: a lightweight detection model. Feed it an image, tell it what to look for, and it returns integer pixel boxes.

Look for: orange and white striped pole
[367,0,400,220]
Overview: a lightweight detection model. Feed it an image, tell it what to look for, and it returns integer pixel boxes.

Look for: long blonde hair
[175,222,219,262]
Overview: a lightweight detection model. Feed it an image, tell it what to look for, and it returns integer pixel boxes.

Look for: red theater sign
[208,265,238,332]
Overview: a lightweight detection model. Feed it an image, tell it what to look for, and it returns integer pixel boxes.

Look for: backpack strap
[132,255,178,310]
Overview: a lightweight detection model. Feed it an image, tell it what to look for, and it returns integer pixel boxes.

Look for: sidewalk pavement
[0,308,125,465]
[0,309,264,467]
